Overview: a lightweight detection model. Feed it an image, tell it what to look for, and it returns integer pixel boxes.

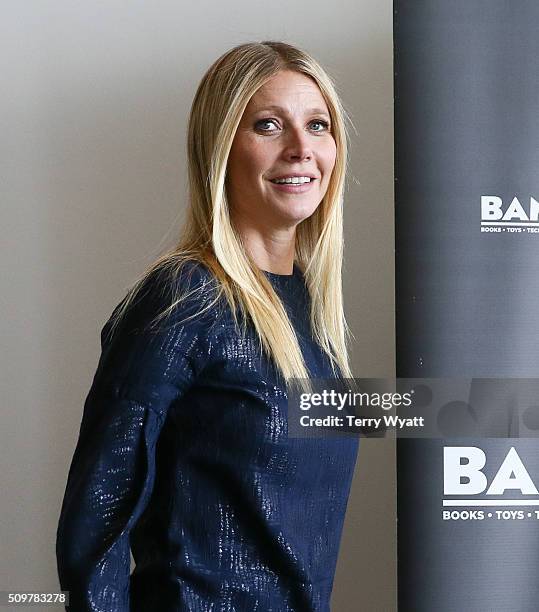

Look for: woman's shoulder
[93,259,223,399]
[102,258,222,347]
[145,257,214,292]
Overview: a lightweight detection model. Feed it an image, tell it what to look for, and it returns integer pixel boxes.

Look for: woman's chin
[273,203,321,226]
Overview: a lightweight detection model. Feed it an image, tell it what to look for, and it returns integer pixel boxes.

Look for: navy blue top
[56,261,359,612]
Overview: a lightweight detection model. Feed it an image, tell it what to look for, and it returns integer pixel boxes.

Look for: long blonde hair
[108,41,353,382]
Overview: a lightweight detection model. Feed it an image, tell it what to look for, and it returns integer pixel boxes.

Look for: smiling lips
[268,175,318,195]
[268,176,317,193]
[270,176,315,184]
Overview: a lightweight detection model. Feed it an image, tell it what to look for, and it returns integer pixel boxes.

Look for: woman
[56,41,359,612]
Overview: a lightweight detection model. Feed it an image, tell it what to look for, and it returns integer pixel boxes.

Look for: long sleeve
[56,265,214,611]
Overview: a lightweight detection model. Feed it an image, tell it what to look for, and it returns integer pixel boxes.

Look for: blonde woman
[56,41,359,612]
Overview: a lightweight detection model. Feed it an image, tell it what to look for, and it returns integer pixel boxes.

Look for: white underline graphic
[443,499,539,507]
[481,221,539,227]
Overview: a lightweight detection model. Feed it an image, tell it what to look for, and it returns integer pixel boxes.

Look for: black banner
[395,2,539,610]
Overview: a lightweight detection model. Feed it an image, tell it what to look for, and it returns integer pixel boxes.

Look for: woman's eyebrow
[252,104,330,117]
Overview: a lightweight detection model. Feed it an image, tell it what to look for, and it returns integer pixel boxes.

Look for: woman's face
[227,70,337,230]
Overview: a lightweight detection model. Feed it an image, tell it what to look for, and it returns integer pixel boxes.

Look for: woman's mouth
[268,176,317,193]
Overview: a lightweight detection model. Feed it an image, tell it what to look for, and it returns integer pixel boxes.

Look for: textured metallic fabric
[56,262,359,611]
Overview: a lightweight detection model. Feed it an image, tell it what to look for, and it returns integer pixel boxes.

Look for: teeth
[271,176,312,184]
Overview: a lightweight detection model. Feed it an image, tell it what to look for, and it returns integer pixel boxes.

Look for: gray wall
[1,2,394,610]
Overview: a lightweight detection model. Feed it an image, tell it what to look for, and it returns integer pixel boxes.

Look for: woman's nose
[282,127,312,162]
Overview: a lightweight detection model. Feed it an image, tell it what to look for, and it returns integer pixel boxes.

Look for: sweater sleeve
[56,264,214,612]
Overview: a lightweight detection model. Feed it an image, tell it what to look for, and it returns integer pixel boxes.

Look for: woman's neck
[233,218,296,275]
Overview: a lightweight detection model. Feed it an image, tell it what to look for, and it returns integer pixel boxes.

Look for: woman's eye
[254,118,330,133]
[309,120,330,132]
[255,119,280,132]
